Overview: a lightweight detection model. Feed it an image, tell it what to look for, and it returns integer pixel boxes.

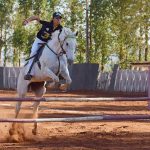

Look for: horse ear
[74,31,78,36]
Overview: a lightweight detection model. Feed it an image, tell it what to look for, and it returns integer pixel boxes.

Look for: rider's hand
[22,19,29,26]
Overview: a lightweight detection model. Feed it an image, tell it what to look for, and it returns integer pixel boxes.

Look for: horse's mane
[50,27,75,43]
[51,27,74,39]
[62,27,74,36]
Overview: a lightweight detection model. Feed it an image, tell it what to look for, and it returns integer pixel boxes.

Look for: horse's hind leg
[15,101,23,118]
[9,101,23,135]
[15,72,28,118]
[32,101,40,135]
[32,83,46,135]
[9,75,28,142]
[10,94,26,133]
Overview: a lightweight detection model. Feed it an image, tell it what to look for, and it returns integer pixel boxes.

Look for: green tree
[90,0,113,70]
[0,0,14,66]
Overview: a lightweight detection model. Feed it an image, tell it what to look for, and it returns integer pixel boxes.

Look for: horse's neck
[47,39,61,54]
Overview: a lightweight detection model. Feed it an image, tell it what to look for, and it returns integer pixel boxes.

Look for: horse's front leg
[59,68,72,91]
[45,67,59,83]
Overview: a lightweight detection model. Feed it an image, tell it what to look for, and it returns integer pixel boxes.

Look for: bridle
[58,29,76,56]
[46,29,76,57]
[45,28,76,75]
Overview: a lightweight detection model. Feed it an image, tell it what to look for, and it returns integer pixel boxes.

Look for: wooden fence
[0,65,149,92]
[0,64,99,90]
[97,68,149,92]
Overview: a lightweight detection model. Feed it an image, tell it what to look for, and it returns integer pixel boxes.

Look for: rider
[23,12,63,80]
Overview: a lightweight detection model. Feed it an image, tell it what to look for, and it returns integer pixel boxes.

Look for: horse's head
[58,27,77,65]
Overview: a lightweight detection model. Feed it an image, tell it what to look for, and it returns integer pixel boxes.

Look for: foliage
[0,0,149,70]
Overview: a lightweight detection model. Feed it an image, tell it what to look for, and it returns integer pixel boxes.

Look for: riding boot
[24,60,35,80]
[24,44,45,80]
[24,74,33,80]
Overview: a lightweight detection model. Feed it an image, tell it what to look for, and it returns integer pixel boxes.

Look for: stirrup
[24,74,33,80]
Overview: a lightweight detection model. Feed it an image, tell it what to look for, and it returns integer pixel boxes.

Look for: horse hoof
[32,129,37,135]
[9,134,20,143]
[54,76,59,83]
[59,84,68,91]
[9,128,15,135]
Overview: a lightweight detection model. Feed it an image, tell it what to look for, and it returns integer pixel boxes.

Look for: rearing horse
[9,27,77,141]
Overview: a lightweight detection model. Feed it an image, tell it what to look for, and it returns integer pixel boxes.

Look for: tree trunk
[144,24,148,61]
[4,25,7,66]
[89,0,92,62]
[138,25,143,61]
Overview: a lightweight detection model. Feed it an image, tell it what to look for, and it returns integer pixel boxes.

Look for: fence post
[148,66,150,109]
[0,67,4,89]
[148,67,150,97]
[108,64,119,91]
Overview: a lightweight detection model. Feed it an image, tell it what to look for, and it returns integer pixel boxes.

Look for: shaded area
[0,89,147,97]
[1,131,150,150]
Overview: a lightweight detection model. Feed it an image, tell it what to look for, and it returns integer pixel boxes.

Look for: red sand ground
[0,90,150,150]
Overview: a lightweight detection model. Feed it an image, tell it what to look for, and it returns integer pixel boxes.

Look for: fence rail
[0,97,148,102]
[0,114,150,123]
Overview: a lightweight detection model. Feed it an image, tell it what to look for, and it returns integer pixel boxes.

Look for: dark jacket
[37,20,63,42]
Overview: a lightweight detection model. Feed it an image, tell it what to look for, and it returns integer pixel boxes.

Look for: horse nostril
[67,59,73,66]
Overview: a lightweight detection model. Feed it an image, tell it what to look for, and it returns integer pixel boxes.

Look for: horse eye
[66,43,69,46]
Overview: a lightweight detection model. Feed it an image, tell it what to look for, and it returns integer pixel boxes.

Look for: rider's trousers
[26,37,45,75]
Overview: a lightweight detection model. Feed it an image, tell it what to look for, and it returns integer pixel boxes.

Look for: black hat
[53,12,62,19]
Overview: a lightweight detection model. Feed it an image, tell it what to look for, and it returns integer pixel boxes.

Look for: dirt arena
[0,90,150,150]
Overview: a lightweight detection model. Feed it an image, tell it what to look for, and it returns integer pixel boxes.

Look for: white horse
[9,27,77,141]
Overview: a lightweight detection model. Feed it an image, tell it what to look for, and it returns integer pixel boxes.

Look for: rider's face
[53,17,62,27]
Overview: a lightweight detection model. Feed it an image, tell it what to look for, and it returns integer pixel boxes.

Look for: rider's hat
[53,12,62,19]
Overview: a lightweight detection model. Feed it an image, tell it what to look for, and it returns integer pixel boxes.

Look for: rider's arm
[23,16,40,25]
[39,20,51,25]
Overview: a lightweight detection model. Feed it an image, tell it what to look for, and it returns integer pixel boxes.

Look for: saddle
[25,43,46,74]
[25,42,65,80]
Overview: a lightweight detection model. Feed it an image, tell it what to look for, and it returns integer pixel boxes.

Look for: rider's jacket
[37,20,63,42]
